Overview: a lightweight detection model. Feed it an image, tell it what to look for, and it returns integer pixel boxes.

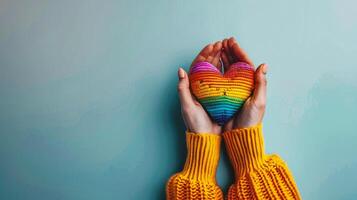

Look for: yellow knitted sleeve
[166,132,223,200]
[223,123,301,200]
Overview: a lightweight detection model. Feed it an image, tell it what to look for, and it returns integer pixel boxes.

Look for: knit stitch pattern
[166,133,223,200]
[223,124,302,200]
[189,61,254,125]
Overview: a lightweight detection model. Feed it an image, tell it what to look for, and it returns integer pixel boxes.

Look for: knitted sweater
[166,123,301,200]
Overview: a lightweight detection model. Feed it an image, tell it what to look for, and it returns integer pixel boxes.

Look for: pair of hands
[178,37,268,134]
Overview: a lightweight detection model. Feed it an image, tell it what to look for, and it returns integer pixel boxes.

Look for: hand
[221,37,268,130]
[177,41,223,134]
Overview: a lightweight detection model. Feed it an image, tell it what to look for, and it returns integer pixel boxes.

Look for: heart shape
[189,61,254,125]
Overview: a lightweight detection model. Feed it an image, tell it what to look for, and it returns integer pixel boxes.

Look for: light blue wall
[1,0,357,199]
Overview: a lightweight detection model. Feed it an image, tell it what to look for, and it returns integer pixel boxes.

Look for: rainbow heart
[189,61,254,125]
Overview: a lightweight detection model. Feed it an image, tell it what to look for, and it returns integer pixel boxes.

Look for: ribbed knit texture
[166,132,223,200]
[223,123,301,200]
[189,61,254,125]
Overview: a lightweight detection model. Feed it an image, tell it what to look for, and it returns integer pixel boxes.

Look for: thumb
[251,64,268,108]
[177,67,195,107]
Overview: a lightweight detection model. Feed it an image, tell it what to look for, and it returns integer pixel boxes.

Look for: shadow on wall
[155,67,187,200]
[293,73,357,199]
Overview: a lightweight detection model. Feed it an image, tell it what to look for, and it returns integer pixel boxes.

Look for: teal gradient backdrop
[1,0,357,199]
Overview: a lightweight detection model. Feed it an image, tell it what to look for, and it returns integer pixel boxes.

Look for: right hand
[221,37,268,130]
[177,41,223,134]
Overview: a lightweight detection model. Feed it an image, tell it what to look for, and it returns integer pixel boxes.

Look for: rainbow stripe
[189,61,254,125]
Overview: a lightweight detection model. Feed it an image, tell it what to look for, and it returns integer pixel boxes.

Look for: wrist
[232,109,264,129]
[232,104,264,129]
[233,120,262,129]
[187,124,222,135]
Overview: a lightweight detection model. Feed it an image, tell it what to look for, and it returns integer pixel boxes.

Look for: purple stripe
[190,62,220,74]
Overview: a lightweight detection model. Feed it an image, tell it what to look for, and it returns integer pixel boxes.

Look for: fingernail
[262,64,268,74]
[178,67,185,79]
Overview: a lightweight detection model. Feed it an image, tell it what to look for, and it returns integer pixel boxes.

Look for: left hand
[177,41,223,134]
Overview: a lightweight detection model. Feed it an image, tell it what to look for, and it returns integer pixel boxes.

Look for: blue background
[1,0,357,199]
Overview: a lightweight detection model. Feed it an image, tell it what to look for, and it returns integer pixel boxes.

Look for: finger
[251,64,268,108]
[177,67,195,107]
[211,42,223,70]
[213,51,223,71]
[217,57,223,71]
[221,51,230,71]
[228,37,254,67]
[207,41,221,63]
[223,38,234,64]
[191,44,213,68]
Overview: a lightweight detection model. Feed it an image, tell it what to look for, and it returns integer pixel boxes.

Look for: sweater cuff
[223,123,265,176]
[180,132,221,182]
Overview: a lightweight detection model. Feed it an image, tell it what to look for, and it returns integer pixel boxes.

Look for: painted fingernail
[178,67,185,79]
